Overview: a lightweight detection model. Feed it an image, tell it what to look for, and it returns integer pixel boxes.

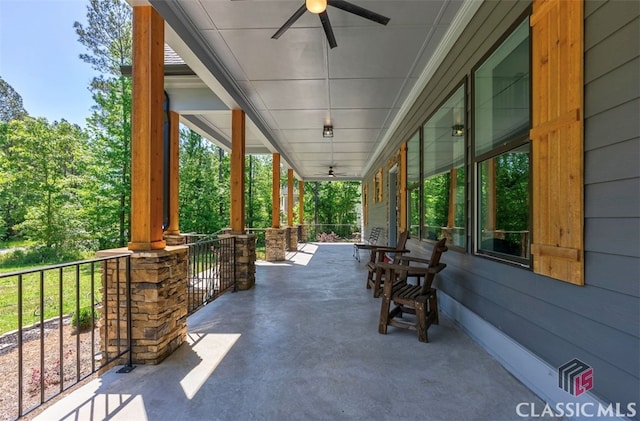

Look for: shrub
[316,231,340,242]
[71,306,97,332]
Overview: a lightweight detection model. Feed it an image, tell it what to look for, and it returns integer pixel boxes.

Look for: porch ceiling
[132,0,479,181]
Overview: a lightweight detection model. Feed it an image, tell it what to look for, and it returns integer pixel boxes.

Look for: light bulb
[306,0,327,14]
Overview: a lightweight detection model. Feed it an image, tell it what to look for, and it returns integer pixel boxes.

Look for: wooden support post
[230,109,246,234]
[298,180,304,224]
[165,110,180,235]
[287,169,294,226]
[128,6,165,251]
[272,153,280,228]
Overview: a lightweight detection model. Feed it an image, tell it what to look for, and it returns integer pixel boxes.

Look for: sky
[0,0,97,127]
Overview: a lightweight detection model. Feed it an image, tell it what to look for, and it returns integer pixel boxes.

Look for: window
[474,18,531,264]
[406,131,420,237]
[422,85,466,248]
[478,146,530,259]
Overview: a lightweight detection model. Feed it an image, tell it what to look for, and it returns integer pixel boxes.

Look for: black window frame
[470,14,533,268]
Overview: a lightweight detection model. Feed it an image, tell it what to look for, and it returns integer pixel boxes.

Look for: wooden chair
[377,238,447,342]
[365,230,410,297]
[353,226,382,261]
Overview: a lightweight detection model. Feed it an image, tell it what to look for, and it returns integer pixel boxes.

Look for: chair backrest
[420,237,447,294]
[394,230,409,252]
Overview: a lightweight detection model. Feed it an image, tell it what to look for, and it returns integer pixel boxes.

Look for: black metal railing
[0,253,132,420]
[187,236,236,316]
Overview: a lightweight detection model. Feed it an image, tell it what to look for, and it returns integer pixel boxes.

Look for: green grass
[0,247,101,335]
[0,239,35,249]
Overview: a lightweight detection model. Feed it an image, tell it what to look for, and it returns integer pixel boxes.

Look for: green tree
[0,78,29,239]
[0,76,28,123]
[246,155,275,229]
[179,128,229,233]
[305,181,360,238]
[75,0,132,247]
[6,118,89,251]
[495,152,529,232]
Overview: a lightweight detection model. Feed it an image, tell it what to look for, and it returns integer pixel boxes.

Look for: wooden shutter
[400,142,407,232]
[530,0,584,285]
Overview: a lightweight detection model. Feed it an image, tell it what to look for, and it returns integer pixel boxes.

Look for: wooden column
[287,169,294,226]
[272,153,280,228]
[165,110,180,235]
[298,180,304,224]
[230,109,246,234]
[128,6,165,251]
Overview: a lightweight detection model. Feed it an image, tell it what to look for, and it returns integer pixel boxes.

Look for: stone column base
[286,226,298,251]
[164,233,186,246]
[265,228,286,261]
[219,234,256,291]
[297,225,307,243]
[98,246,188,365]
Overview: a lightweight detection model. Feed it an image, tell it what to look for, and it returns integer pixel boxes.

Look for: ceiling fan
[272,0,391,49]
[326,165,349,178]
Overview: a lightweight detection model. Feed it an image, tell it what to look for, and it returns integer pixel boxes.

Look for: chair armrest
[397,255,431,265]
[375,262,431,276]
[368,246,408,253]
[429,263,447,274]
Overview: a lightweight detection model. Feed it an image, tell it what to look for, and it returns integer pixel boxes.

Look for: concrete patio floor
[34,243,550,421]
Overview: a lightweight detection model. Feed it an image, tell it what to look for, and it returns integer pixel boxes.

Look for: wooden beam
[298,180,304,224]
[287,169,294,226]
[230,109,246,234]
[272,153,280,228]
[128,6,165,251]
[165,110,180,235]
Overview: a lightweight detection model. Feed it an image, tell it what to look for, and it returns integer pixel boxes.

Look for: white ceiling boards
[143,0,472,181]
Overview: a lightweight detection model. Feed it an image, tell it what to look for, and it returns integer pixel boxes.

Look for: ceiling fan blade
[319,11,337,49]
[328,0,390,25]
[272,3,307,40]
